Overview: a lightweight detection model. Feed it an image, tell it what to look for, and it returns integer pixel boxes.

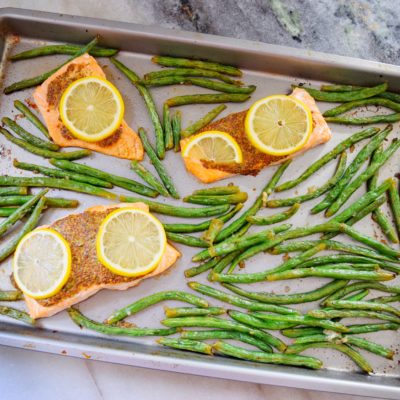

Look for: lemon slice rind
[245,94,313,156]
[182,130,243,163]
[59,76,124,143]
[96,208,166,278]
[13,228,72,300]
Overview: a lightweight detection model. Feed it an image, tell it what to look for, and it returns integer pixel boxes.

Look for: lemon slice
[59,76,124,142]
[182,131,243,163]
[13,228,72,299]
[245,94,313,156]
[96,208,166,277]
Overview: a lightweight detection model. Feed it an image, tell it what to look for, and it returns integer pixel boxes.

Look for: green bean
[0,306,35,325]
[162,316,286,349]
[250,313,349,333]
[267,267,393,282]
[312,125,392,214]
[163,103,173,151]
[380,91,400,102]
[292,334,393,360]
[329,179,393,224]
[0,176,116,200]
[0,189,47,238]
[285,342,372,373]
[326,113,400,125]
[270,239,397,262]
[172,111,182,152]
[326,299,400,318]
[344,196,386,227]
[110,58,165,159]
[324,98,400,117]
[344,336,394,359]
[368,147,398,243]
[320,84,362,92]
[202,219,224,245]
[2,117,59,151]
[211,251,241,278]
[0,127,90,160]
[120,195,230,218]
[0,187,28,196]
[4,37,99,94]
[321,282,400,306]
[185,257,221,278]
[307,309,400,324]
[14,100,51,140]
[13,159,112,188]
[346,323,400,334]
[295,254,389,269]
[275,127,379,192]
[184,192,248,206]
[180,330,273,352]
[247,203,300,225]
[228,309,296,330]
[166,93,250,107]
[157,338,213,355]
[216,161,292,242]
[388,178,400,237]
[268,152,347,208]
[145,76,255,94]
[222,280,348,305]
[215,244,326,284]
[338,222,400,258]
[0,197,46,262]
[213,341,322,369]
[0,196,78,209]
[314,264,380,272]
[1,208,18,217]
[144,68,241,85]
[138,128,179,198]
[130,160,169,197]
[49,159,157,197]
[9,44,118,61]
[297,83,387,102]
[370,294,400,304]
[0,290,23,301]
[192,186,240,196]
[164,306,225,318]
[164,204,242,233]
[151,56,242,77]
[68,308,176,337]
[106,291,209,324]
[187,282,299,315]
[181,105,227,138]
[166,232,209,248]
[281,327,323,338]
[192,225,288,262]
[344,290,369,302]
[328,140,400,216]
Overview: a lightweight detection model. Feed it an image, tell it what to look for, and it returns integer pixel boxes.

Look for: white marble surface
[0,2,390,399]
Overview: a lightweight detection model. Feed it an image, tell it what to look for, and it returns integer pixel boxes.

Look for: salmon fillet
[181,88,332,183]
[33,54,144,160]
[24,203,180,319]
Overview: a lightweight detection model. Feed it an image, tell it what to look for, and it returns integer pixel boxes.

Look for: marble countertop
[0,1,394,399]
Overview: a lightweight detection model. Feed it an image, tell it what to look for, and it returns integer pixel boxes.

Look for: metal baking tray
[0,8,399,398]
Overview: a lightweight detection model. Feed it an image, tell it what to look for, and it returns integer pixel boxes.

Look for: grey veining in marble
[0,1,396,400]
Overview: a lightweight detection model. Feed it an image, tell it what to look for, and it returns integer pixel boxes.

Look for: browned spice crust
[198,110,286,175]
[38,207,136,307]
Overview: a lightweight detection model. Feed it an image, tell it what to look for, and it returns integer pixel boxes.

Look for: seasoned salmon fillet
[181,88,332,183]
[24,203,180,319]
[33,54,144,160]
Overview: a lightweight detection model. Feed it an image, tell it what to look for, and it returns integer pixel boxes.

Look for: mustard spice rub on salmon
[33,54,144,160]
[23,203,180,319]
[181,88,332,183]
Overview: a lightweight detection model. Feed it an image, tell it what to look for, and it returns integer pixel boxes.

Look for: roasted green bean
[130,160,169,197]
[157,338,213,355]
[166,93,250,107]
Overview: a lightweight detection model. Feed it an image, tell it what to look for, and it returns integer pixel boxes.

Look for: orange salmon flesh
[33,54,144,160]
[23,203,180,319]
